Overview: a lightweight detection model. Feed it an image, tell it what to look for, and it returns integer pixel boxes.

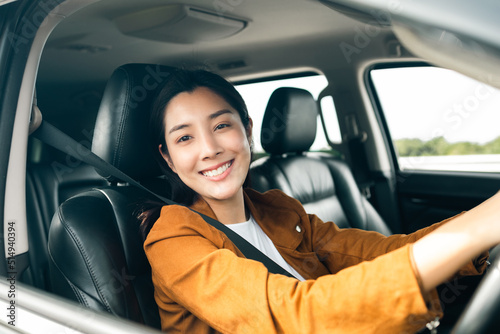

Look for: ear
[159,144,177,173]
[246,117,253,143]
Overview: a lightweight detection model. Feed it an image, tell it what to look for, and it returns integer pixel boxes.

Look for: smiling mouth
[200,160,233,177]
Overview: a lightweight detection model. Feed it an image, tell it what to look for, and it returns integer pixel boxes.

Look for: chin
[206,187,242,202]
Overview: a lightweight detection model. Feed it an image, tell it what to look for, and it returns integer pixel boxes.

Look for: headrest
[261,87,318,155]
[92,63,174,182]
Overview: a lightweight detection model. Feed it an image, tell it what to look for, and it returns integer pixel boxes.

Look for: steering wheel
[452,247,500,333]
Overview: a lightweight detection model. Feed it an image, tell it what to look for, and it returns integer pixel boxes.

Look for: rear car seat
[250,87,391,235]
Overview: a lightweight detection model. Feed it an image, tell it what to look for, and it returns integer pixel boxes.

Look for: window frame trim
[365,61,439,173]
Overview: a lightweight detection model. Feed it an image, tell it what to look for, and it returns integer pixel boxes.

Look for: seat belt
[32,119,295,278]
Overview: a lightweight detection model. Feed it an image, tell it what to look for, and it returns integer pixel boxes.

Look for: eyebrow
[168,109,234,135]
[209,109,233,120]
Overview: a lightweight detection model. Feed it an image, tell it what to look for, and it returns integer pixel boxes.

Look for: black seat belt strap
[33,120,295,278]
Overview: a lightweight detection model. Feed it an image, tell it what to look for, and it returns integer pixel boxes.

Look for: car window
[370,66,500,172]
[235,74,341,154]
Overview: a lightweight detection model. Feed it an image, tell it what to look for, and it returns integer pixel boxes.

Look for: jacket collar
[189,189,304,251]
[189,195,217,219]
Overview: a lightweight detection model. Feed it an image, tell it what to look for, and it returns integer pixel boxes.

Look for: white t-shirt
[226,215,306,281]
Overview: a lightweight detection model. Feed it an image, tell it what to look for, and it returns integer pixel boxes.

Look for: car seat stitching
[56,208,113,312]
[47,245,89,307]
[67,280,90,306]
[113,68,132,170]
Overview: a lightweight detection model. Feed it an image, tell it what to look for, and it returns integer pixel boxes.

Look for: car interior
[2,0,500,332]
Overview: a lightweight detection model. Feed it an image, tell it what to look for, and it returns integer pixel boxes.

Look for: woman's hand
[412,191,500,292]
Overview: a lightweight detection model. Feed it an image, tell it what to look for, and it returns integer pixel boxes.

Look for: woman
[141,68,495,333]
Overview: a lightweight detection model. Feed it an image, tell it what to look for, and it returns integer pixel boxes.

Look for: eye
[177,135,191,143]
[215,123,230,131]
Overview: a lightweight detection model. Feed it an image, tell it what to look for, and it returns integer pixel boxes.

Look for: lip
[199,159,234,181]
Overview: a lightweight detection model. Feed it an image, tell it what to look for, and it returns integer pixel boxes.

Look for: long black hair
[139,68,252,239]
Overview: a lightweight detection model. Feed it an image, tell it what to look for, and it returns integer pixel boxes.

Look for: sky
[371,67,500,145]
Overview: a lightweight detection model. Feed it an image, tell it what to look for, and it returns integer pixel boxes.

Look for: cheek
[229,129,251,151]
[166,145,196,174]
[240,135,252,160]
[228,132,252,168]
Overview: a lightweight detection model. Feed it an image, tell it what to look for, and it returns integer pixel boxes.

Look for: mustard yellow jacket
[144,189,488,334]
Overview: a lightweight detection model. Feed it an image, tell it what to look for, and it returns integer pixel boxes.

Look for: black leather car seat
[47,64,175,328]
[25,162,107,291]
[250,87,391,235]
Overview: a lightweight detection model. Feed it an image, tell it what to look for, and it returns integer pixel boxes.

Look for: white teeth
[202,162,232,177]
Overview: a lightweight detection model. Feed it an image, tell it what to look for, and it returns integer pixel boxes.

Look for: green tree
[394,136,500,157]
[483,137,500,154]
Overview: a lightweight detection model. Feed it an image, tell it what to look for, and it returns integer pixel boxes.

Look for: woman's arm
[309,213,456,275]
[413,191,500,292]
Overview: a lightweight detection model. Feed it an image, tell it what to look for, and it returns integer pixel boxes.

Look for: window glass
[235,75,338,153]
[371,66,500,172]
[320,95,342,144]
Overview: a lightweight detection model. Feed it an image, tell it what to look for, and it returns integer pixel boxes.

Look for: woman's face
[161,87,252,206]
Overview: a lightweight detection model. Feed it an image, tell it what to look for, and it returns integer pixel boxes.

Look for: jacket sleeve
[145,206,443,334]
[309,212,489,277]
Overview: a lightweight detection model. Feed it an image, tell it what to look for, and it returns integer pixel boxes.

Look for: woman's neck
[204,189,247,225]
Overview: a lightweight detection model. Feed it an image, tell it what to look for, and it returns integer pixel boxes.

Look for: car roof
[38,0,397,85]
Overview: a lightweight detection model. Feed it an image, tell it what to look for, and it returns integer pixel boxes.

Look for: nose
[200,131,223,160]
